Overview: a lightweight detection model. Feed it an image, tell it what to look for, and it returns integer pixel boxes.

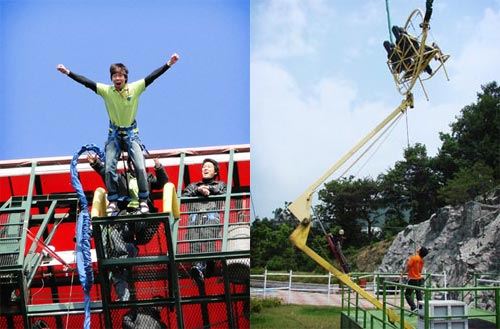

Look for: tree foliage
[315,176,381,244]
[435,82,500,183]
[438,161,495,205]
[251,82,499,271]
[251,213,319,271]
[379,143,442,224]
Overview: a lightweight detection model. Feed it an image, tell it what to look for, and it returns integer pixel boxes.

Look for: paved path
[251,288,387,308]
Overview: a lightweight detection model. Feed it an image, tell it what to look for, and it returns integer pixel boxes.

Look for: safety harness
[108,120,140,151]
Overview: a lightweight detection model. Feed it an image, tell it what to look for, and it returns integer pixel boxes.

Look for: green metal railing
[342,277,499,329]
[0,162,82,328]
[1,150,250,328]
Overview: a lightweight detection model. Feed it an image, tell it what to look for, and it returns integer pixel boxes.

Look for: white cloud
[250,2,500,218]
[449,7,500,99]
[252,1,312,59]
[251,0,334,60]
[251,60,408,217]
[346,1,381,27]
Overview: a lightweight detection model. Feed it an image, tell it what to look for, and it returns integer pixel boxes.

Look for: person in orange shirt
[404,246,429,312]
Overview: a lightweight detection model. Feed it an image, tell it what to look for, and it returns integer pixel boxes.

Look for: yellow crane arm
[287,93,414,224]
[288,93,415,329]
[290,224,414,329]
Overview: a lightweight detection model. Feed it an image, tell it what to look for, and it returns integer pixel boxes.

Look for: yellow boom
[288,93,415,329]
[287,4,449,328]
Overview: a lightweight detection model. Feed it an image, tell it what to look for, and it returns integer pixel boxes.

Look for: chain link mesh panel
[99,218,170,260]
[177,199,225,255]
[0,314,24,329]
[89,194,249,328]
[176,259,249,328]
[28,313,105,329]
[0,213,22,267]
[231,299,250,329]
[182,301,229,329]
[177,195,250,255]
[28,271,103,305]
[104,263,172,303]
[0,270,23,328]
[109,304,179,329]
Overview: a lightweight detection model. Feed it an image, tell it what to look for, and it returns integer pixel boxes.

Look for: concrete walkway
[251,289,387,308]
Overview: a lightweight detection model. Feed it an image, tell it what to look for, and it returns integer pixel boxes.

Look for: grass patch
[250,302,341,329]
[251,297,282,313]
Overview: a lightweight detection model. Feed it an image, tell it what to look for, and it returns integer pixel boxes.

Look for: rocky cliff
[378,200,500,288]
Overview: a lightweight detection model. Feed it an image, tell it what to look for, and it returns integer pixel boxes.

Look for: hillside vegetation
[252,82,499,273]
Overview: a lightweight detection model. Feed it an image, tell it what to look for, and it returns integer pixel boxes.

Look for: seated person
[88,154,168,215]
[88,154,168,301]
[383,40,411,74]
[182,158,226,281]
[122,301,167,329]
[391,25,433,76]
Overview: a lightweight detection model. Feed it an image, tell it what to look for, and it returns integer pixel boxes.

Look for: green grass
[250,304,342,329]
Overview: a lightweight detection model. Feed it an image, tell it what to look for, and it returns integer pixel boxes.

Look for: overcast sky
[1,1,499,219]
[251,0,500,218]
[0,0,249,160]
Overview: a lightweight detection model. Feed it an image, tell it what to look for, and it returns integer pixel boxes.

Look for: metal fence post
[424,288,430,329]
[443,271,448,300]
[495,288,499,329]
[474,273,478,308]
[327,272,331,304]
[263,268,267,298]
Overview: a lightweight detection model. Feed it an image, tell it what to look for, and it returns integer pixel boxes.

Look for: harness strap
[108,120,139,135]
[108,121,149,162]
[108,121,139,153]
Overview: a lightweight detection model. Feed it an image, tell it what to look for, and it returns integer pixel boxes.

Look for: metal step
[0,208,26,214]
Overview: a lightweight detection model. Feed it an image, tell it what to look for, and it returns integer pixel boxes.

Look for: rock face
[378,201,500,288]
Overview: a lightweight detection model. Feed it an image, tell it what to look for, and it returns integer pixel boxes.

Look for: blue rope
[70,144,104,209]
[385,0,393,43]
[70,144,104,329]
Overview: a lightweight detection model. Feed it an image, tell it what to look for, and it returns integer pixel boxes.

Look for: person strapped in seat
[182,158,227,282]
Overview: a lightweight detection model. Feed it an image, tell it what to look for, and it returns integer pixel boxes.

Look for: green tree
[438,161,495,205]
[251,83,500,272]
[382,208,408,238]
[435,82,500,182]
[251,216,318,271]
[315,176,381,245]
[380,143,441,224]
[250,218,275,269]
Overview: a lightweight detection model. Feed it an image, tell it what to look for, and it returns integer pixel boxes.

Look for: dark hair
[110,63,128,82]
[202,158,219,177]
[419,247,429,258]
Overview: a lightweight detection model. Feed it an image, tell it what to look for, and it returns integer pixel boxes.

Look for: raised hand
[167,53,180,66]
[87,153,99,164]
[56,64,70,75]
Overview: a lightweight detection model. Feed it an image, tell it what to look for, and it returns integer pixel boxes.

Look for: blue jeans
[112,242,138,301]
[188,212,220,272]
[103,223,138,301]
[105,135,149,202]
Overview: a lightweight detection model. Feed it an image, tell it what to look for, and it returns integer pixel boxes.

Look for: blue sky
[0,0,249,160]
[251,0,500,217]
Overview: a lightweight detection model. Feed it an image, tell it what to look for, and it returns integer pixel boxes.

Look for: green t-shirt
[96,79,146,127]
[126,174,140,209]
